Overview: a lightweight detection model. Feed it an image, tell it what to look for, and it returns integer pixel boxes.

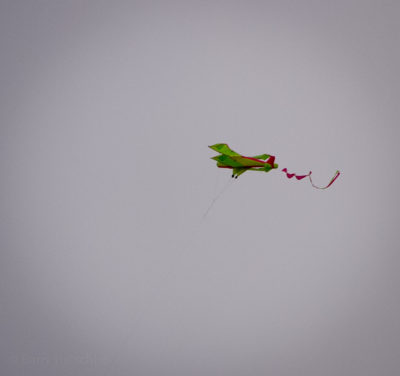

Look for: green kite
[209,143,340,189]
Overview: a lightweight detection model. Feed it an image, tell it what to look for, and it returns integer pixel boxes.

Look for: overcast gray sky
[1,1,399,375]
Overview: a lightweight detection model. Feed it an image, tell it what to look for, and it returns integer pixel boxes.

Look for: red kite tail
[281,168,311,180]
[309,170,340,190]
[281,168,340,189]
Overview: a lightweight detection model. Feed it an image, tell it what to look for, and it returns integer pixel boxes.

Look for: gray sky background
[1,1,399,375]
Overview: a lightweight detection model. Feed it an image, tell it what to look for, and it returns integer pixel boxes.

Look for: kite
[209,143,340,189]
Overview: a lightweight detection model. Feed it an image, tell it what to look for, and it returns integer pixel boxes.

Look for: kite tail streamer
[281,168,311,180]
[309,170,340,190]
[281,168,340,189]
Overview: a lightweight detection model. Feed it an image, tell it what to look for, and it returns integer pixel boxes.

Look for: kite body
[209,143,340,189]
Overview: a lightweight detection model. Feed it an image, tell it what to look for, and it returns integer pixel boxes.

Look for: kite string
[99,174,233,375]
[202,176,235,219]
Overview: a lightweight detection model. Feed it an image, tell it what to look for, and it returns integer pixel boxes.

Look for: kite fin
[266,155,276,167]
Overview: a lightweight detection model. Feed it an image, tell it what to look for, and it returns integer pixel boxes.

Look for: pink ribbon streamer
[282,168,340,189]
[281,168,311,180]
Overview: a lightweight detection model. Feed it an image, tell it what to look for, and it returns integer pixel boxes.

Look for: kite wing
[229,155,266,167]
[250,154,270,160]
[211,155,245,168]
[209,144,270,161]
[208,143,240,156]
